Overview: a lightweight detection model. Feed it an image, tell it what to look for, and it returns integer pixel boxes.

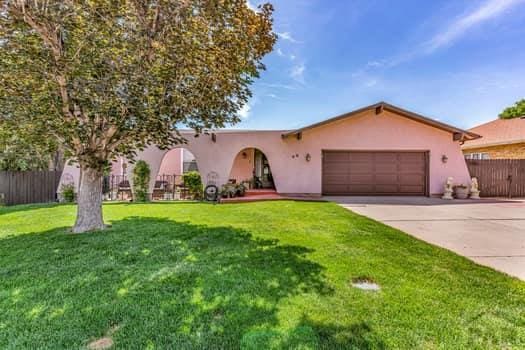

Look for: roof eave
[281,102,481,141]
[462,138,525,150]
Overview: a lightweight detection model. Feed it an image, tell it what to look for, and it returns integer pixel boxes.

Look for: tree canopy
[0,0,276,232]
[0,121,60,171]
[499,99,525,119]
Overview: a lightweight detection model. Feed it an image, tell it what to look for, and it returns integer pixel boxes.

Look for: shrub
[132,160,151,202]
[183,171,203,199]
[61,183,76,203]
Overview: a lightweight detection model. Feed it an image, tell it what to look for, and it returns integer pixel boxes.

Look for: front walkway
[327,196,525,280]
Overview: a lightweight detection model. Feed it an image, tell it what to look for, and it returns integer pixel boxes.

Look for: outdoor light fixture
[242,152,247,159]
[305,153,311,162]
[442,155,448,163]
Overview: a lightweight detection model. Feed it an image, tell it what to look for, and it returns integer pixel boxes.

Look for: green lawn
[1,201,524,349]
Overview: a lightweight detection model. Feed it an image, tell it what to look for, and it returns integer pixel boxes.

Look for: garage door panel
[323,151,427,196]
[324,152,350,162]
[375,174,398,184]
[399,174,425,185]
[375,163,398,173]
[323,163,347,169]
[375,184,399,193]
[350,167,375,174]
[400,185,425,193]
[323,167,348,175]
[348,153,374,161]
[399,153,425,162]
[323,184,349,194]
[348,184,375,193]
[374,153,398,162]
[324,175,349,183]
[349,174,375,183]
[397,165,425,175]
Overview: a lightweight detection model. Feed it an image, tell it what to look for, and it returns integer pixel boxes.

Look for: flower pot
[454,186,469,199]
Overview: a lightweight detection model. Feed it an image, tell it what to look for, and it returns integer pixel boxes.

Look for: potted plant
[454,184,469,199]
[220,184,237,198]
[235,183,246,197]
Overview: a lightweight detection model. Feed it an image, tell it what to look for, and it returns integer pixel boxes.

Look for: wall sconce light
[242,152,247,159]
[441,155,448,163]
[305,153,311,162]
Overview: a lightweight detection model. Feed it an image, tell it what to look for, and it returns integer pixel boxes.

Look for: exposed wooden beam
[453,132,463,141]
[375,105,384,115]
[296,132,302,140]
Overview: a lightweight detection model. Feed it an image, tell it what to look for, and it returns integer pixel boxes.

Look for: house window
[465,153,490,160]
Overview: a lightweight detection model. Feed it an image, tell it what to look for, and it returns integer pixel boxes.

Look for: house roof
[462,117,525,150]
[281,102,481,141]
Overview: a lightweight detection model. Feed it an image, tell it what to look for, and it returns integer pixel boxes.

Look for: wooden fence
[466,159,525,198]
[0,171,62,206]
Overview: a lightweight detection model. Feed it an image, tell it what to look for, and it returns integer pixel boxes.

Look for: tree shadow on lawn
[0,202,65,216]
[0,200,207,217]
[0,216,384,349]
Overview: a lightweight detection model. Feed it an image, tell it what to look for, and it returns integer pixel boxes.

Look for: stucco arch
[130,143,209,197]
[226,145,281,192]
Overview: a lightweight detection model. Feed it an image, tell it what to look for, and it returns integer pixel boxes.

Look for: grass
[1,201,524,349]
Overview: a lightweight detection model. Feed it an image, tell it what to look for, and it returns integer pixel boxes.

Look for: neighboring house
[462,117,525,159]
[60,102,480,197]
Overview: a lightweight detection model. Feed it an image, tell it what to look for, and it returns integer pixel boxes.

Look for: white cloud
[277,31,301,43]
[265,93,284,100]
[366,60,385,68]
[290,63,306,84]
[357,0,524,74]
[238,103,251,119]
[424,0,525,53]
[259,82,298,90]
[276,47,298,62]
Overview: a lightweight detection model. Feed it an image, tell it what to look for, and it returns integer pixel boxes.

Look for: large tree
[0,0,275,232]
[500,99,525,119]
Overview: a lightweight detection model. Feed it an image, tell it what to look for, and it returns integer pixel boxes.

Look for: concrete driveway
[327,196,525,280]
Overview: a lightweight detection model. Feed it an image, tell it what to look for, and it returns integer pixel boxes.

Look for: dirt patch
[87,337,113,350]
[351,276,380,291]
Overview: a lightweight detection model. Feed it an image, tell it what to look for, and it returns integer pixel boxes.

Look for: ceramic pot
[454,186,469,199]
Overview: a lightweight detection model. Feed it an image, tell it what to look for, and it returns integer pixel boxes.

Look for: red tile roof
[462,117,525,149]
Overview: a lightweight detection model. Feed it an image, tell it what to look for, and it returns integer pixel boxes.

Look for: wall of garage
[289,109,471,195]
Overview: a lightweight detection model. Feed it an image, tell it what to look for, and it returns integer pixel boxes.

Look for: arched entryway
[154,148,200,200]
[228,148,275,190]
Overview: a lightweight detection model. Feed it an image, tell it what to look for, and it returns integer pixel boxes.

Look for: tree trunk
[49,148,65,171]
[73,167,106,233]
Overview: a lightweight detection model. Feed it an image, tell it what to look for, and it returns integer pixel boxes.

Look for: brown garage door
[322,151,428,196]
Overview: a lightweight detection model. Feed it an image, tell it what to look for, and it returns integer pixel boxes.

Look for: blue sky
[238,0,525,130]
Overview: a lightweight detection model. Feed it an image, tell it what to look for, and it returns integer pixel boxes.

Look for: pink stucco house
[60,102,480,197]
